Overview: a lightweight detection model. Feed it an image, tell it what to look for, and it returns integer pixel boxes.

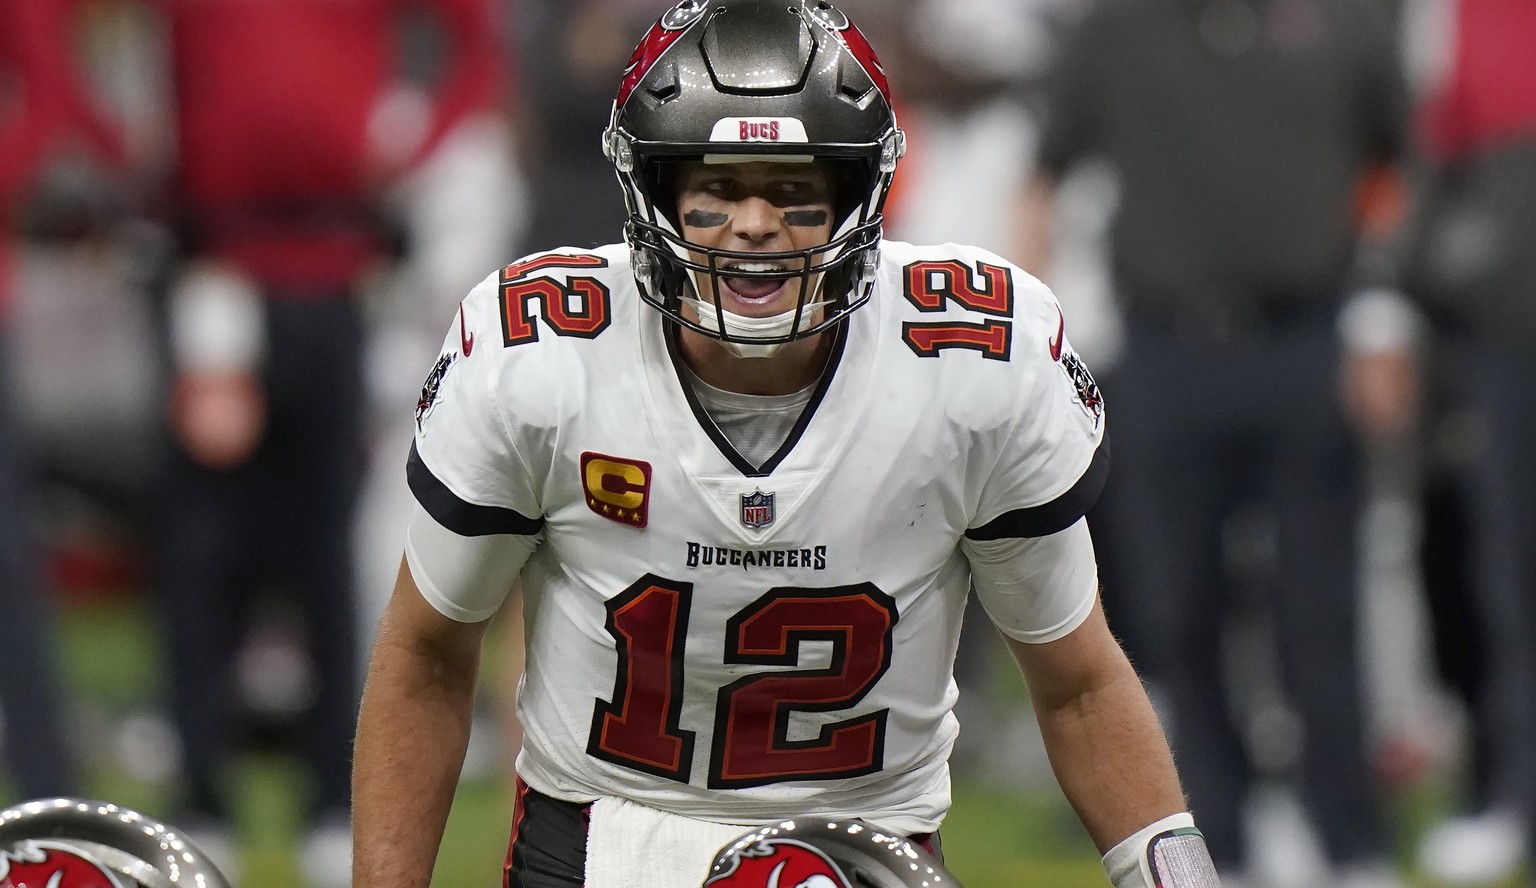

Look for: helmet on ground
[0,799,232,888]
[703,818,960,888]
[604,0,905,353]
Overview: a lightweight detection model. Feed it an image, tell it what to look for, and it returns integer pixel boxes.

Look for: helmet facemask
[604,0,904,357]
[624,155,886,357]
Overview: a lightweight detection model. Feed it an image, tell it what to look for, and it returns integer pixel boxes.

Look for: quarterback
[352,2,1218,887]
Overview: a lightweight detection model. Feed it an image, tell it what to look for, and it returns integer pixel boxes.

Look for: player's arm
[355,285,542,888]
[1006,595,1183,852]
[353,556,492,888]
[967,525,1218,887]
[968,273,1217,884]
[354,489,539,888]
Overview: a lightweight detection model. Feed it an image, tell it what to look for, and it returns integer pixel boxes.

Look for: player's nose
[729,195,785,244]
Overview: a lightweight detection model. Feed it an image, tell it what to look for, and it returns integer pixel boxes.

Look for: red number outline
[902,320,1013,361]
[711,584,897,788]
[498,254,612,346]
[586,579,898,788]
[903,259,1014,316]
[502,253,607,281]
[900,259,1016,360]
[587,576,697,781]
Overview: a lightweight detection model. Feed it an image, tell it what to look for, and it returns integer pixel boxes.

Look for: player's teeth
[725,263,786,273]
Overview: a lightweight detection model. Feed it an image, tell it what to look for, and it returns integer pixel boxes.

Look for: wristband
[1103,813,1220,888]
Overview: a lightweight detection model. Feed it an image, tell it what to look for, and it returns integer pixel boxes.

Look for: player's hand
[169,370,268,470]
[1340,345,1418,441]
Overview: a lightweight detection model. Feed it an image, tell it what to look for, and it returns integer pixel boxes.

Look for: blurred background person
[134,0,511,884]
[511,0,659,254]
[1017,0,1418,885]
[1401,0,1536,882]
[0,0,128,802]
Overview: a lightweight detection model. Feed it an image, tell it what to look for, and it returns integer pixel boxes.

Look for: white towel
[585,797,756,888]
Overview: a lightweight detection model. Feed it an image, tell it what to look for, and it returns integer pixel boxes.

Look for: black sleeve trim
[407,442,545,537]
[965,434,1110,541]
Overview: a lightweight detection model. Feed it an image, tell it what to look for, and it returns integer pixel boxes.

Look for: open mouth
[720,261,793,305]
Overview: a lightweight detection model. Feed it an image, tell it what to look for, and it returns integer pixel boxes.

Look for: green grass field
[6,592,1512,888]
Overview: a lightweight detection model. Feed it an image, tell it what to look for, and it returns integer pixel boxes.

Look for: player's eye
[700,178,746,200]
[770,180,826,205]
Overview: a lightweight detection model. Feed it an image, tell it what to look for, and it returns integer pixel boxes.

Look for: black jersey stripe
[964,435,1110,540]
[408,442,545,537]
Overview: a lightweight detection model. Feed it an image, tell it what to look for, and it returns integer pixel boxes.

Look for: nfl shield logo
[740,489,775,530]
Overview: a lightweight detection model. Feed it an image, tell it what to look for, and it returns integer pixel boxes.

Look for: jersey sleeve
[964,519,1099,643]
[404,271,545,621]
[966,277,1108,541]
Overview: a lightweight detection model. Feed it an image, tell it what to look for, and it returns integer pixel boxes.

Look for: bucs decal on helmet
[1,842,129,888]
[704,837,851,888]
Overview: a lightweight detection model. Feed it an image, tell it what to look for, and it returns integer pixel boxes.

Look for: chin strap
[680,296,831,359]
[1103,813,1222,888]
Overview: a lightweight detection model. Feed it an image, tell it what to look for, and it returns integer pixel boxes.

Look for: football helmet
[604,0,905,355]
[703,818,960,888]
[0,799,232,888]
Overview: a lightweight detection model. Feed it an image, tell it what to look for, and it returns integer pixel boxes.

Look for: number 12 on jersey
[587,575,899,788]
[901,259,1016,360]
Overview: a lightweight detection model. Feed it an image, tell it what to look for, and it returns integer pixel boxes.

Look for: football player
[353,2,1217,887]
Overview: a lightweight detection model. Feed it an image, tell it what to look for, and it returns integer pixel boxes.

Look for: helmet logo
[708,118,809,144]
[705,837,851,888]
[742,121,780,141]
[661,0,709,30]
[1,843,128,888]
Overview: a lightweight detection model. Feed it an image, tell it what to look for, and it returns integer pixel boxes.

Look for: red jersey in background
[1419,0,1536,162]
[163,0,505,292]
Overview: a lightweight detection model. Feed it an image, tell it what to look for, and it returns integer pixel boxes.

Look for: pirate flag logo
[415,351,456,430]
[1,842,129,888]
[704,836,851,888]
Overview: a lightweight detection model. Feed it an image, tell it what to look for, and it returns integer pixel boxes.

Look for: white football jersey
[406,240,1107,834]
